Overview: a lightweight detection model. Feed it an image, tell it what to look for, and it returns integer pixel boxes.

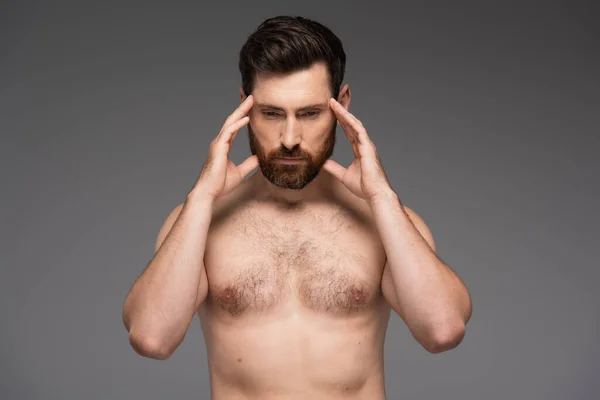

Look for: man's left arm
[371,190,472,354]
[324,97,472,354]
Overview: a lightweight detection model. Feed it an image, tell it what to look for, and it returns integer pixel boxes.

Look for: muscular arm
[374,191,472,354]
[122,191,214,359]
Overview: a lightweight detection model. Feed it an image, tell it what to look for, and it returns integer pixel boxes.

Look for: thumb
[237,155,259,178]
[322,159,346,181]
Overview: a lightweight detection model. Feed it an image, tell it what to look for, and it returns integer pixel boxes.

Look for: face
[245,62,346,190]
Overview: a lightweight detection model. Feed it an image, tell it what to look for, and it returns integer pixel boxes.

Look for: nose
[280,117,302,150]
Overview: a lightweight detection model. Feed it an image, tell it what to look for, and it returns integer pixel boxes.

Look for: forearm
[369,190,470,341]
[123,191,214,351]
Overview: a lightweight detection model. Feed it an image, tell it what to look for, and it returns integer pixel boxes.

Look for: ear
[337,83,351,110]
[240,86,247,102]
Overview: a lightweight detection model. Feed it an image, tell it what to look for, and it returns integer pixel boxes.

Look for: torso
[198,172,391,399]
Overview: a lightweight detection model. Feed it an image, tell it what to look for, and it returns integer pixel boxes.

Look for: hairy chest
[203,203,387,316]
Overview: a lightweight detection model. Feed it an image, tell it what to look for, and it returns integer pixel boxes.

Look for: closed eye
[262,111,282,118]
[300,111,320,118]
[261,110,321,119]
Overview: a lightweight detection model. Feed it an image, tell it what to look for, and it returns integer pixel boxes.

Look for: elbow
[424,322,466,354]
[128,331,174,360]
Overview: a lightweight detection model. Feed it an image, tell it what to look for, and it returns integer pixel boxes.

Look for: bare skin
[124,61,469,399]
[199,170,390,399]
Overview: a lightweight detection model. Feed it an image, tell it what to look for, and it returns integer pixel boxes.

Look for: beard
[248,122,336,190]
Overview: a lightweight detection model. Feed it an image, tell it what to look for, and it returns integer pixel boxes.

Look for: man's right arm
[122,190,214,360]
[122,94,256,360]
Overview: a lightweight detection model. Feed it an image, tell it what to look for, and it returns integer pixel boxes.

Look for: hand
[192,95,258,200]
[322,98,393,202]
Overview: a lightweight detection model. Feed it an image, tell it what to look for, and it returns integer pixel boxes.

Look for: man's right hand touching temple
[122,94,258,359]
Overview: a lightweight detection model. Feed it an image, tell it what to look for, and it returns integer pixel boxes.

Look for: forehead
[252,62,331,108]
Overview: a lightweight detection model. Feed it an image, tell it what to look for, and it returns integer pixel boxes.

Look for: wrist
[368,188,399,206]
[186,187,216,207]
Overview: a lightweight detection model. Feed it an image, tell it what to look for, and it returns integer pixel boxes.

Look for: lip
[277,157,304,164]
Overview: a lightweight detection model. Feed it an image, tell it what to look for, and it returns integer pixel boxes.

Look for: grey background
[1,1,598,399]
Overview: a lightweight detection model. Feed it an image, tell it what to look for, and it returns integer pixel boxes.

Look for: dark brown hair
[238,16,346,97]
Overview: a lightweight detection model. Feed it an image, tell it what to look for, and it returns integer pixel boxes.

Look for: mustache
[273,150,305,158]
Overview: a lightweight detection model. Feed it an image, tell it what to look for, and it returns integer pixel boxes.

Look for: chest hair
[205,202,383,316]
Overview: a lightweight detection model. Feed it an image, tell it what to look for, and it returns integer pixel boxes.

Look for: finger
[229,119,247,143]
[330,98,362,128]
[215,95,254,141]
[221,95,254,133]
[237,154,259,178]
[342,114,373,147]
[322,159,346,181]
[331,108,360,158]
[343,106,364,129]
[218,116,250,146]
[338,121,361,159]
[344,113,372,147]
[330,98,370,142]
[329,98,360,145]
[329,99,376,158]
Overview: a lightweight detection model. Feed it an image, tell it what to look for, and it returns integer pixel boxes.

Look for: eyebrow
[254,102,328,112]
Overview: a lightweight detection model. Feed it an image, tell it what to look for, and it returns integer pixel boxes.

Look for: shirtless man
[122,16,472,399]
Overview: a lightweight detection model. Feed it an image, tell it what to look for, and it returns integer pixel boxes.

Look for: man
[123,15,472,399]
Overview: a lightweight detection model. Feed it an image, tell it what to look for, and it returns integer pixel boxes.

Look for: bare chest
[203,202,387,317]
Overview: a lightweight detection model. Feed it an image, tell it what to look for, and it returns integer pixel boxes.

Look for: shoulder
[210,179,260,229]
[153,180,252,253]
